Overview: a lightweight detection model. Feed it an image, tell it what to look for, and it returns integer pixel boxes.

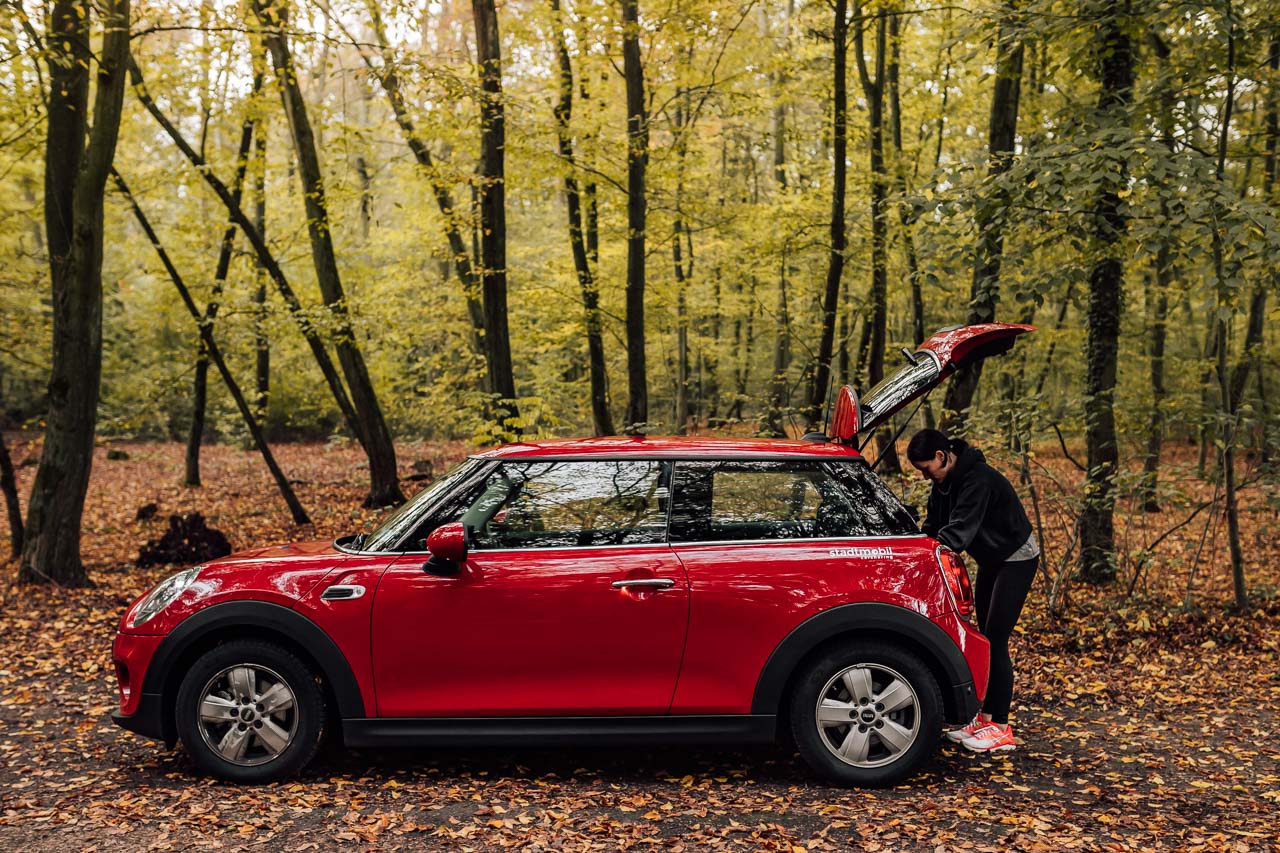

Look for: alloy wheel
[814,663,920,769]
[196,664,299,767]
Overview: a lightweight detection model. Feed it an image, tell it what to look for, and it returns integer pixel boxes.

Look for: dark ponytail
[906,428,967,462]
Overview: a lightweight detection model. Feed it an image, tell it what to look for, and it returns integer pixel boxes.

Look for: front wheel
[788,640,942,787]
[175,640,325,783]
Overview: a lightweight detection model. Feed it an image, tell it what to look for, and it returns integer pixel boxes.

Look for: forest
[0,0,1277,587]
[0,2,1278,848]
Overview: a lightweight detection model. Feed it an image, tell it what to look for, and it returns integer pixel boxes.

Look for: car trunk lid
[827,323,1035,444]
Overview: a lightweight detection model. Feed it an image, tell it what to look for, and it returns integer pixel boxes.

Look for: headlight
[130,567,202,628]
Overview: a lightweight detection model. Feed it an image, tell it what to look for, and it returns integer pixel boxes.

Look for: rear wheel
[788,640,941,787]
[175,640,325,783]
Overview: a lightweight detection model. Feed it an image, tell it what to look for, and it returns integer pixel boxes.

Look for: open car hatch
[827,323,1035,444]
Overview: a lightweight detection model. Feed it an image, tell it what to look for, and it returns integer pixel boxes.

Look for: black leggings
[974,556,1038,724]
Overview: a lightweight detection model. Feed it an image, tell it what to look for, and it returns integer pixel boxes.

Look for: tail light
[937,547,973,617]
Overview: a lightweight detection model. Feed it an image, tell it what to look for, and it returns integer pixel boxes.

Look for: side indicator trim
[320,584,367,601]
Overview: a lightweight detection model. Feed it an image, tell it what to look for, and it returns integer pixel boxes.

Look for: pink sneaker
[945,714,988,743]
[960,722,1016,752]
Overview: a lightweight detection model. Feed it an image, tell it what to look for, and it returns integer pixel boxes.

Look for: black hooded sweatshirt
[921,441,1033,568]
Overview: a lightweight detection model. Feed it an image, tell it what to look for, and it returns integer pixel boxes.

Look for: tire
[788,640,942,787]
[175,640,326,783]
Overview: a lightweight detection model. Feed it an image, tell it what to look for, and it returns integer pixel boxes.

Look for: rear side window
[823,461,919,535]
[460,460,669,549]
[670,460,916,543]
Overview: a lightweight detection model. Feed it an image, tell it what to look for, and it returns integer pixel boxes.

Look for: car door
[370,459,689,717]
[665,459,920,714]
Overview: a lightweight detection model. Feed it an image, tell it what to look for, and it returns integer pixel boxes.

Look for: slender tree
[471,0,522,434]
[1231,34,1278,449]
[1077,2,1134,585]
[852,1,899,472]
[804,0,850,430]
[186,77,262,487]
[549,0,613,435]
[1140,29,1176,512]
[621,0,649,432]
[252,0,404,505]
[942,0,1024,428]
[252,108,270,420]
[0,429,21,557]
[19,0,130,586]
[765,1,793,438]
[1210,10,1244,607]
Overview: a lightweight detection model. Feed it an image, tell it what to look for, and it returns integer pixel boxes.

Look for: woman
[906,429,1039,753]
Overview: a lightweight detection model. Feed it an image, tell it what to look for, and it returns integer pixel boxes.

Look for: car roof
[471,435,865,460]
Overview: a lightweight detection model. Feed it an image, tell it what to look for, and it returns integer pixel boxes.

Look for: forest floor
[0,436,1277,852]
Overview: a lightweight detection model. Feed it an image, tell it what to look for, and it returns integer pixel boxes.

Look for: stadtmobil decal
[829,547,894,559]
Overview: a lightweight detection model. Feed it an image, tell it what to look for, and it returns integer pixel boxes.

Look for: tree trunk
[0,431,22,557]
[471,0,522,435]
[622,0,649,432]
[20,0,130,587]
[889,9,934,430]
[727,276,756,422]
[185,351,209,486]
[1210,19,1244,608]
[805,0,850,430]
[941,0,1024,428]
[187,88,261,487]
[766,253,791,437]
[114,172,310,525]
[253,0,403,505]
[550,0,613,435]
[1230,37,1277,435]
[253,126,270,420]
[889,12,924,350]
[672,80,695,436]
[766,2,792,438]
[1077,5,1133,586]
[855,4,899,472]
[1140,30,1175,513]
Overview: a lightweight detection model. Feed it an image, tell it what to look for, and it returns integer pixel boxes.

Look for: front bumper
[110,692,169,743]
[111,631,170,742]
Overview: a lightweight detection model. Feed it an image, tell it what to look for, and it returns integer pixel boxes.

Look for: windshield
[362,458,487,551]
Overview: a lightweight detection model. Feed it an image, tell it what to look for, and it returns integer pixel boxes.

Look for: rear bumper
[946,680,981,724]
[110,692,169,743]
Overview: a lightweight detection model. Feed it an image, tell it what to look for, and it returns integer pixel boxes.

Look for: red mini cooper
[112,324,1032,787]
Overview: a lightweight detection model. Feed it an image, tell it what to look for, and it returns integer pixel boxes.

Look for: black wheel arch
[141,600,366,743]
[752,602,977,725]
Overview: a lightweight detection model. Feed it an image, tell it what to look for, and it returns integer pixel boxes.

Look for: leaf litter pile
[0,437,1277,852]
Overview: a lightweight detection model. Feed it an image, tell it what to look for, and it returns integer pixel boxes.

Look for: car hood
[193,539,353,601]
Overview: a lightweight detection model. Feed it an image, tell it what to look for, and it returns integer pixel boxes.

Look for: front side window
[459,460,669,549]
[670,460,917,543]
[363,457,490,551]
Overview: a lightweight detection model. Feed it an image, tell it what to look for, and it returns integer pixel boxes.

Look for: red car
[112,323,1032,787]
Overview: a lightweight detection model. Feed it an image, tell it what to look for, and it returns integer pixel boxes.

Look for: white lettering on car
[828,547,894,559]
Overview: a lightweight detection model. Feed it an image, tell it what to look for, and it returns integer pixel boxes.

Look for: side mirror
[427,521,468,561]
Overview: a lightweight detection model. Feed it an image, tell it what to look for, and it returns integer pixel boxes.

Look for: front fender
[139,600,366,721]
